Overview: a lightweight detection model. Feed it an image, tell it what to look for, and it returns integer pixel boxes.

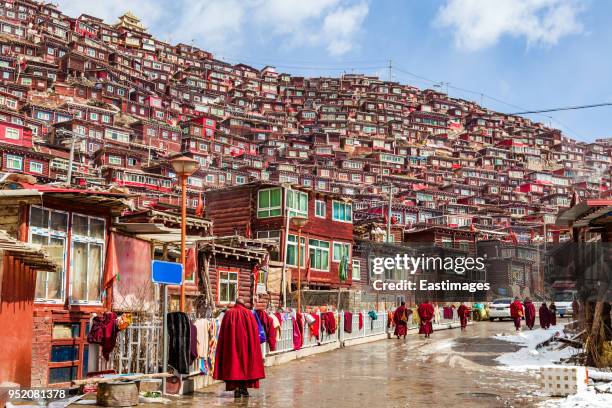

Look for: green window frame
[257,187,282,218]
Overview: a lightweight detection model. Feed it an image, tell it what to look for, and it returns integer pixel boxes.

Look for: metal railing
[340,311,387,341]
[113,320,162,374]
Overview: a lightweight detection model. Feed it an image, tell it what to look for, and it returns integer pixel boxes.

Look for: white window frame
[352,259,361,281]
[332,200,353,223]
[286,189,308,218]
[332,241,351,263]
[315,200,326,218]
[29,161,43,173]
[4,127,19,139]
[108,155,121,166]
[69,214,105,305]
[286,234,306,267]
[218,269,238,304]
[257,187,282,218]
[308,239,330,271]
[30,206,68,303]
[6,154,22,170]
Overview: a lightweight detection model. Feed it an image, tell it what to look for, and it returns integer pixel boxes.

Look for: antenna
[388,59,392,82]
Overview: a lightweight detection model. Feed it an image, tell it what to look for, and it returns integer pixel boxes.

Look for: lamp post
[291,216,308,312]
[170,156,200,312]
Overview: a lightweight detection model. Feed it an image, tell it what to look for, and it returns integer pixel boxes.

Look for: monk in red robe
[457,303,470,331]
[509,297,524,332]
[524,298,536,330]
[393,301,409,339]
[539,303,551,329]
[214,299,265,397]
[549,302,557,326]
[417,301,435,338]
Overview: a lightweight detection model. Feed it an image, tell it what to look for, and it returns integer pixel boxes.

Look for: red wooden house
[205,182,354,293]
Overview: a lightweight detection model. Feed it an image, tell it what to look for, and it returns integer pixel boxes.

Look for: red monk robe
[418,302,435,337]
[509,298,524,331]
[214,300,265,396]
[524,299,536,330]
[457,304,470,331]
[539,303,551,329]
[393,303,409,338]
[549,303,557,326]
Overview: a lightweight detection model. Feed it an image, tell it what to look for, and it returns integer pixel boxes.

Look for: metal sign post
[162,284,168,394]
[151,260,183,395]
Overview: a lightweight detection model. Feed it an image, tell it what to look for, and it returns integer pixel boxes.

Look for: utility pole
[62,129,85,185]
[388,59,392,82]
[387,186,393,243]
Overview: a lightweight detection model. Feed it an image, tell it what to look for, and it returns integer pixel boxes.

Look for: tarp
[111,233,156,313]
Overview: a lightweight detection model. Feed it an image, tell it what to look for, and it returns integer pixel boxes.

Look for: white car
[488,298,514,321]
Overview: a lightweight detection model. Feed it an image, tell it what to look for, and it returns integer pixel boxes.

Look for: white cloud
[322,2,370,56]
[435,0,584,51]
[57,0,369,56]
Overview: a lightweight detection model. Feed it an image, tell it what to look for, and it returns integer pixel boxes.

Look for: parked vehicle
[488,298,514,321]
[553,290,577,317]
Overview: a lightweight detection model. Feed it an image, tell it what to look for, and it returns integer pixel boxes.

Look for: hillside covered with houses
[1,0,612,389]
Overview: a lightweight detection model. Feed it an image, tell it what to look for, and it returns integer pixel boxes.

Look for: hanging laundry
[167,312,191,374]
[344,311,353,333]
[194,319,209,359]
[88,312,118,361]
[292,313,303,350]
[274,312,283,325]
[256,309,276,351]
[308,313,320,340]
[358,312,363,330]
[321,312,337,334]
[189,321,198,364]
[269,313,281,341]
[252,310,267,344]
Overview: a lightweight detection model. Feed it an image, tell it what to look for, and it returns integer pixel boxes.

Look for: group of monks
[509,297,559,332]
[391,301,472,339]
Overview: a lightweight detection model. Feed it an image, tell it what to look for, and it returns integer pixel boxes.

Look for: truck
[553,290,578,317]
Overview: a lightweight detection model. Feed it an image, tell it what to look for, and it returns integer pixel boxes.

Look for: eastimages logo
[370,253,491,292]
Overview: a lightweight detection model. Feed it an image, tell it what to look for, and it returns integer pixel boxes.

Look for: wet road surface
[180,321,545,408]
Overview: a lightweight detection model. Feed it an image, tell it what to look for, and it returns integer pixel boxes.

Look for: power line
[509,103,612,115]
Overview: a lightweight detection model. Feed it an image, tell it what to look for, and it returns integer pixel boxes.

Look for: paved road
[184,321,545,407]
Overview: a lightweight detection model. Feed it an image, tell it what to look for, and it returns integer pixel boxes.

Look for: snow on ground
[493,325,579,372]
[537,387,612,408]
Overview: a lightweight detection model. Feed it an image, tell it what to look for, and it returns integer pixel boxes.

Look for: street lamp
[170,156,200,312]
[291,216,308,312]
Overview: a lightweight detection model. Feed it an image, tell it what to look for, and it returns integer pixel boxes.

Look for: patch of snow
[537,387,612,408]
[493,325,580,372]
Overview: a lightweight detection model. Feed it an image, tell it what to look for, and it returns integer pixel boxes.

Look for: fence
[114,308,455,376]
[113,320,162,374]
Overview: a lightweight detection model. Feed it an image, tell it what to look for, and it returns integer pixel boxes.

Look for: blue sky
[56,0,612,142]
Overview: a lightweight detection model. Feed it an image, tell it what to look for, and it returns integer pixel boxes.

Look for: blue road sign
[152,260,183,285]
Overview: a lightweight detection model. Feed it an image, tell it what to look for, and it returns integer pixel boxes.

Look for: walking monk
[214,299,265,398]
[417,300,435,338]
[509,297,524,332]
[539,302,551,329]
[549,302,557,326]
[524,297,536,330]
[393,301,409,339]
[457,302,470,331]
